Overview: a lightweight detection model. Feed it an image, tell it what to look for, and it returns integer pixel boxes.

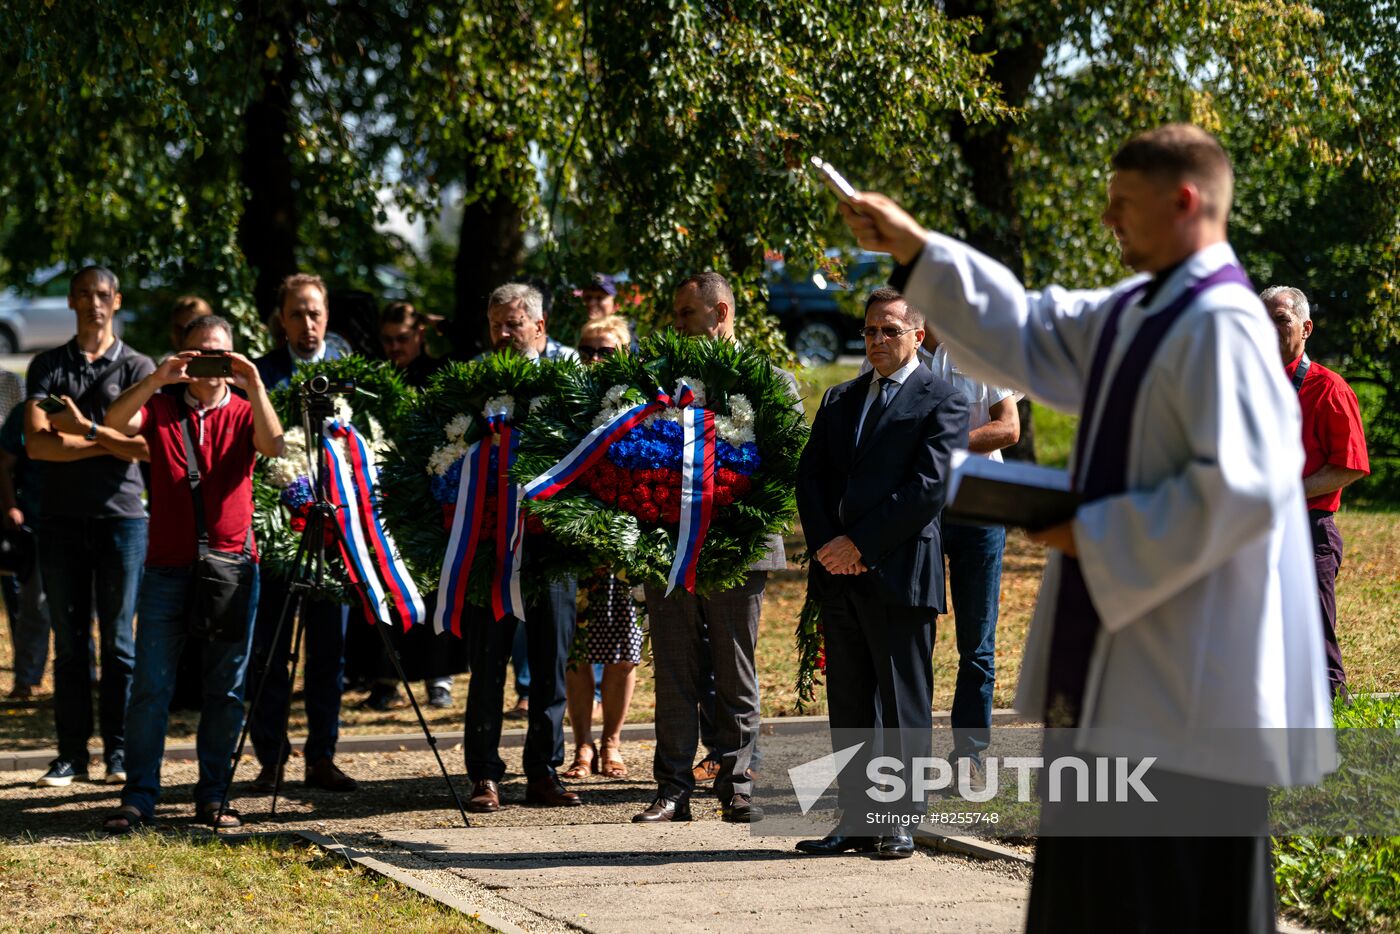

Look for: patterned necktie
[857,377,896,450]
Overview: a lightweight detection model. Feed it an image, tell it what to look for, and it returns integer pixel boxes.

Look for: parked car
[767,250,891,365]
[0,265,131,354]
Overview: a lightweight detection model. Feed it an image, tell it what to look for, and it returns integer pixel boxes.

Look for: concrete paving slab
[380,821,1030,934]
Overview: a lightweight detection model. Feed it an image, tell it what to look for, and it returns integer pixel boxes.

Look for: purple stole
[1044,263,1255,727]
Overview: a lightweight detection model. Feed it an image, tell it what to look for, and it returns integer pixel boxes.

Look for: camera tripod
[216,379,469,829]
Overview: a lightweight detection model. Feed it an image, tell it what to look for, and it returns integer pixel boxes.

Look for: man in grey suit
[794,294,968,858]
[633,272,802,825]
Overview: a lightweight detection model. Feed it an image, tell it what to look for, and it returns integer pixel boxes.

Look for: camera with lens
[304,374,357,396]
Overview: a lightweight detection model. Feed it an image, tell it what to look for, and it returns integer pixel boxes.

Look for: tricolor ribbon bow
[433,414,527,635]
[320,420,426,630]
[524,382,717,595]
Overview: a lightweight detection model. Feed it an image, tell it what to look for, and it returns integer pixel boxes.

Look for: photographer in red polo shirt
[98,314,284,832]
[1262,286,1370,698]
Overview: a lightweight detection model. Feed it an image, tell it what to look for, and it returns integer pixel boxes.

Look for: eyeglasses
[860,326,918,341]
[577,345,618,361]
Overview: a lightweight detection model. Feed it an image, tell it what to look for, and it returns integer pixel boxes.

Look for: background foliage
[0,0,1396,493]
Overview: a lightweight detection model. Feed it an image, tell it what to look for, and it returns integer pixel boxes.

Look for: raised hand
[839,192,929,266]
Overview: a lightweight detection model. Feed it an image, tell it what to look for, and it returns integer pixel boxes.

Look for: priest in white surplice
[842,124,1334,933]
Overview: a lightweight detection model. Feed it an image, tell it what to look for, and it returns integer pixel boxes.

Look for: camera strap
[75,346,132,414]
[180,409,252,560]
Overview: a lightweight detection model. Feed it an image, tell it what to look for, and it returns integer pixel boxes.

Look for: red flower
[636,501,660,524]
[618,494,637,513]
[291,517,307,532]
[660,503,681,525]
[714,486,735,506]
[635,484,653,504]
[526,514,546,536]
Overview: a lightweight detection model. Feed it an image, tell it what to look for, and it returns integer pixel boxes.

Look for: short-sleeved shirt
[0,405,41,519]
[139,391,259,567]
[1286,354,1370,513]
[25,337,156,519]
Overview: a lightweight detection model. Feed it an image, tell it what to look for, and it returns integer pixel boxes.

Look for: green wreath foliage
[515,330,807,596]
[378,353,594,607]
[251,355,413,601]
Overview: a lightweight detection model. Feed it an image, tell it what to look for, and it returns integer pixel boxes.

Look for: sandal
[597,739,628,779]
[197,802,243,829]
[562,742,597,779]
[102,805,146,836]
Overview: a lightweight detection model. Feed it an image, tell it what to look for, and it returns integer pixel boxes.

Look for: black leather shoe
[876,826,915,859]
[632,796,691,823]
[721,793,763,823]
[795,832,877,855]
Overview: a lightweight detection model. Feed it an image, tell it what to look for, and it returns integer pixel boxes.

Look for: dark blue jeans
[2,560,49,688]
[465,578,576,782]
[944,520,1005,762]
[39,516,146,767]
[122,566,258,817]
[248,573,349,767]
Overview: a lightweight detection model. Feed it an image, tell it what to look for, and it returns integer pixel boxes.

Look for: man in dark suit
[247,273,359,795]
[794,289,968,858]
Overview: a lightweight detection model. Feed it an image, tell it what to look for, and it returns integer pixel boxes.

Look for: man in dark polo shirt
[99,314,284,831]
[1263,285,1371,698]
[24,265,155,787]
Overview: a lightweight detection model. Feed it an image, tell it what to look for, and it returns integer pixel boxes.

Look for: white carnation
[264,456,305,489]
[483,394,515,421]
[427,442,469,477]
[715,393,757,445]
[445,414,473,442]
[592,384,636,429]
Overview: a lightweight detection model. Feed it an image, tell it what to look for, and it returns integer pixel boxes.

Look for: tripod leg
[216,528,312,831]
[370,618,472,828]
[268,602,309,817]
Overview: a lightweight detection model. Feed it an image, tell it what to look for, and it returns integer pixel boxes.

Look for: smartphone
[186,353,234,378]
[36,396,67,415]
[809,156,859,204]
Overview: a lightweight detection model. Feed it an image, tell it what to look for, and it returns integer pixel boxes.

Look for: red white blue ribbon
[433,437,490,636]
[524,383,715,595]
[322,421,426,629]
[523,388,692,501]
[433,415,526,633]
[492,422,526,622]
[666,402,717,596]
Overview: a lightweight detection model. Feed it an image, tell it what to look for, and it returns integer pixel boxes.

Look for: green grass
[0,832,490,932]
[1273,695,1400,933]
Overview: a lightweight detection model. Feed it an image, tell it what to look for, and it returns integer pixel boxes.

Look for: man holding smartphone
[24,265,155,788]
[100,315,283,831]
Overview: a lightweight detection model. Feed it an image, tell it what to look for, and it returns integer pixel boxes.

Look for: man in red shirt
[1262,285,1370,698]
[98,314,284,832]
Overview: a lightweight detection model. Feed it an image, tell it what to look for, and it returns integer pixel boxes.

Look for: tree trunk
[237,0,301,323]
[943,0,1062,462]
[449,173,527,359]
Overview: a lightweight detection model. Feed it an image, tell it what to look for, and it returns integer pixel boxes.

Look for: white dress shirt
[856,352,921,443]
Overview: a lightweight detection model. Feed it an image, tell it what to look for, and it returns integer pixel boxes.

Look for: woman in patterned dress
[562,316,643,778]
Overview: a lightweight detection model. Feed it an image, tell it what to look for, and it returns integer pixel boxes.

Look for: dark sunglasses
[860,325,918,340]
[577,345,618,361]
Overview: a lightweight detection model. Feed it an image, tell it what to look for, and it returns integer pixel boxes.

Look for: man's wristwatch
[84,420,99,441]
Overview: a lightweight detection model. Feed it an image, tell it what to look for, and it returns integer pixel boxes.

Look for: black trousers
[463,578,576,782]
[821,585,935,830]
[1027,834,1276,933]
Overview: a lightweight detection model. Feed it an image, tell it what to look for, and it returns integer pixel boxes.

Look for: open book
[944,450,1080,531]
